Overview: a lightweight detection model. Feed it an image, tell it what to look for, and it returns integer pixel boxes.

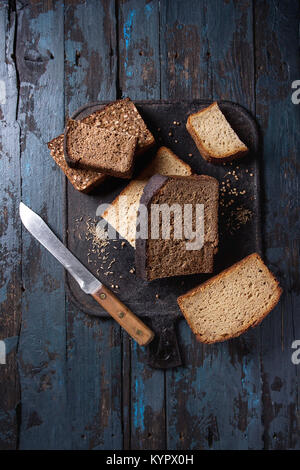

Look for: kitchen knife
[19,202,154,346]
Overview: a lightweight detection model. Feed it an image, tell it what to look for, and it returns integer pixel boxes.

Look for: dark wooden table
[0,0,299,450]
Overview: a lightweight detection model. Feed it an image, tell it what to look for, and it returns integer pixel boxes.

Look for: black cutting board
[64,100,260,368]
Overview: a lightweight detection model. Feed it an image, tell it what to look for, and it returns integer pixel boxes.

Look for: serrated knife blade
[19,202,154,346]
[19,202,101,294]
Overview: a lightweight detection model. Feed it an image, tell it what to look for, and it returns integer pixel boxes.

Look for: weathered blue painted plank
[0,1,21,450]
[16,1,71,449]
[118,0,160,100]
[160,0,263,449]
[64,0,123,450]
[255,0,300,450]
[118,0,166,449]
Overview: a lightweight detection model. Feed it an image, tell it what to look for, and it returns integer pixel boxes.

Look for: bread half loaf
[135,174,219,281]
[101,147,192,247]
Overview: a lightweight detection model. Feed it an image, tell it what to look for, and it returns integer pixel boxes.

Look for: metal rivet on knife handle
[19,202,154,347]
[93,286,154,346]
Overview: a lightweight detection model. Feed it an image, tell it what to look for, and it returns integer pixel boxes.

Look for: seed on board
[188,153,193,157]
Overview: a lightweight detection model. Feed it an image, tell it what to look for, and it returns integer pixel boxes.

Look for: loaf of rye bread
[186,102,249,164]
[64,119,138,178]
[135,174,219,281]
[101,147,193,247]
[177,253,282,343]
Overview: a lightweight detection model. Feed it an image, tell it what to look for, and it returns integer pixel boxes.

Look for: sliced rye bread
[63,98,155,168]
[64,119,138,177]
[47,135,106,193]
[101,147,192,247]
[135,174,219,281]
[177,253,282,344]
[186,102,249,164]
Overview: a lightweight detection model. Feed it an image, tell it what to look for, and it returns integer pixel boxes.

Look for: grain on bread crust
[177,253,282,343]
[64,118,137,177]
[47,135,106,193]
[186,102,249,164]
[101,147,193,247]
[135,174,219,281]
[73,98,155,156]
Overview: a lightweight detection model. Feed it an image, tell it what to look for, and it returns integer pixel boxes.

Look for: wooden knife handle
[92,285,155,346]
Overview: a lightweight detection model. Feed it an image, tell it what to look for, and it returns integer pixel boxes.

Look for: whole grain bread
[47,135,106,193]
[66,98,155,160]
[135,174,219,281]
[186,102,249,164]
[64,119,137,177]
[177,253,282,343]
[101,147,192,247]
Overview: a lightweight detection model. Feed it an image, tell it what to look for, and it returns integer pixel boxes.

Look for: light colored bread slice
[101,147,192,247]
[177,253,282,343]
[186,102,249,164]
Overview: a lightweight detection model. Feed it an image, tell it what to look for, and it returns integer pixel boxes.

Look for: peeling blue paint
[133,377,145,432]
[123,10,136,78]
[145,3,152,19]
[124,10,136,50]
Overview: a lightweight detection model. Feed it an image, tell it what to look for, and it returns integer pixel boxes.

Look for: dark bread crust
[135,174,219,281]
[135,174,169,281]
[177,253,283,343]
[186,102,249,165]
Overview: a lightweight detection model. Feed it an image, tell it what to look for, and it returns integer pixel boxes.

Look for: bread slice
[64,119,137,177]
[186,102,249,164]
[101,147,192,247]
[135,174,219,281]
[67,98,155,160]
[177,253,282,343]
[47,135,106,193]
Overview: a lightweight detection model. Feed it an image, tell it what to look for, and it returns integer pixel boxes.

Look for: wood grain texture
[255,0,300,450]
[15,1,70,449]
[64,0,123,450]
[0,1,21,450]
[0,0,299,450]
[160,0,263,450]
[118,0,165,450]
